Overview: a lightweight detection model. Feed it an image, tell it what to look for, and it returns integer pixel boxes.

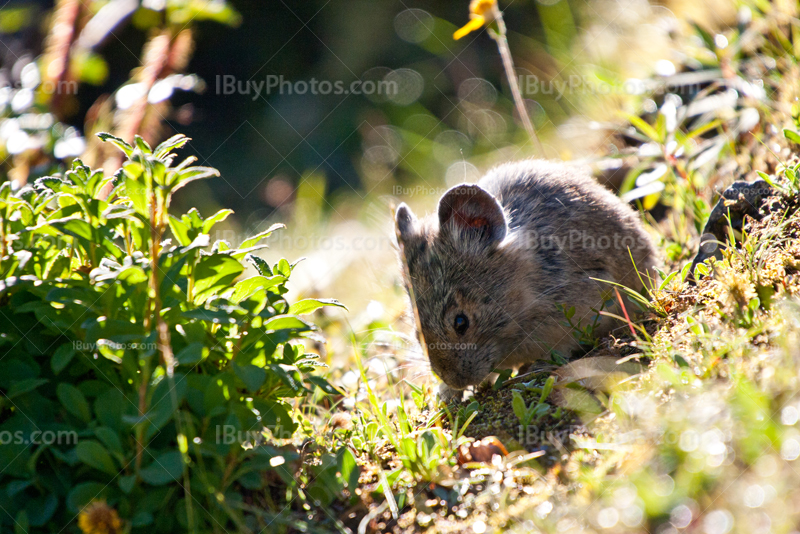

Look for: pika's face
[410,252,520,388]
[396,184,529,389]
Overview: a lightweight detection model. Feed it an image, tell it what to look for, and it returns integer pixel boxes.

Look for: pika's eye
[453,313,469,336]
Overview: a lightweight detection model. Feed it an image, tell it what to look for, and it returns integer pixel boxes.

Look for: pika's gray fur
[395,159,658,392]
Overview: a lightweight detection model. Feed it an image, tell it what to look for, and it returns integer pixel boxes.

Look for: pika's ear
[395,203,417,242]
[438,184,507,245]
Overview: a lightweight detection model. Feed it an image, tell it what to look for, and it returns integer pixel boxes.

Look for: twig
[489,4,544,156]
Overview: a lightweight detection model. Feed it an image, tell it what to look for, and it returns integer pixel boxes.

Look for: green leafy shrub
[0,134,343,532]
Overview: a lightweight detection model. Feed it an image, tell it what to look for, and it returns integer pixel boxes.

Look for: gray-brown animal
[395,159,658,395]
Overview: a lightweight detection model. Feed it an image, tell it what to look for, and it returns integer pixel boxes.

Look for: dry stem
[490,4,544,156]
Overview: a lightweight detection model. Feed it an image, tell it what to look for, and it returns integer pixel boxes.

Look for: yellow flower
[453,0,497,40]
[78,501,122,534]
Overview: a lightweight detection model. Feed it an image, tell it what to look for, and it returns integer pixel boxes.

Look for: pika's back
[478,159,657,291]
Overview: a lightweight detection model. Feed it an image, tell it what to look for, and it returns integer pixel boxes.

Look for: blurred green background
[0,0,634,219]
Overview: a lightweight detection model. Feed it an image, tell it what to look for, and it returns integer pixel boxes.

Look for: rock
[689,180,771,281]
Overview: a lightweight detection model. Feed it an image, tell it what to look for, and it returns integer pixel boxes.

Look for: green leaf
[181,207,204,230]
[246,254,272,275]
[95,426,123,455]
[658,270,678,291]
[673,354,689,367]
[85,318,144,345]
[118,266,148,285]
[234,363,267,393]
[143,377,187,439]
[67,482,111,514]
[154,134,190,158]
[511,391,528,424]
[268,364,305,396]
[67,482,110,513]
[620,112,661,143]
[213,239,231,252]
[263,315,314,333]
[57,383,91,423]
[6,481,31,497]
[533,403,551,420]
[492,368,513,390]
[160,254,190,296]
[253,399,296,439]
[140,451,184,486]
[176,343,208,365]
[192,254,244,304]
[276,258,291,277]
[239,223,284,249]
[25,493,57,527]
[785,167,797,186]
[296,358,327,369]
[680,261,693,283]
[97,132,133,156]
[305,375,341,395]
[134,135,152,154]
[643,191,662,211]
[337,446,360,490]
[124,174,148,217]
[168,215,192,246]
[53,217,94,241]
[539,376,555,404]
[201,209,234,234]
[691,22,715,50]
[181,307,238,324]
[76,441,118,475]
[237,470,264,490]
[757,170,784,191]
[289,298,348,315]
[784,128,800,144]
[7,378,48,399]
[230,275,286,304]
[14,511,28,534]
[685,118,723,140]
[119,475,136,494]
[95,389,127,432]
[170,166,220,192]
[52,344,76,375]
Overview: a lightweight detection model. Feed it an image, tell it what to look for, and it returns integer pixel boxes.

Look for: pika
[395,159,658,394]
